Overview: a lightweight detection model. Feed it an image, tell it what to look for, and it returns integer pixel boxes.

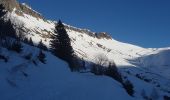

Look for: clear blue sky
[19,0,170,48]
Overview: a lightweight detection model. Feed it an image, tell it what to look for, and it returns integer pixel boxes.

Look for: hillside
[0,0,170,100]
[0,45,133,100]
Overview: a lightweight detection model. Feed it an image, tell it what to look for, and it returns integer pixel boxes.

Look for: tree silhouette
[0,4,6,18]
[0,4,16,39]
[38,50,46,64]
[37,39,47,51]
[50,20,75,70]
[28,37,34,46]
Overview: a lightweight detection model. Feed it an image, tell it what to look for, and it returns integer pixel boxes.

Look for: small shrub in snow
[23,37,29,44]
[0,54,8,62]
[32,60,38,66]
[28,37,34,46]
[22,71,28,77]
[23,53,32,60]
[37,50,46,64]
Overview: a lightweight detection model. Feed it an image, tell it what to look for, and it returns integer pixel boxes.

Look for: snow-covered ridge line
[65,24,112,39]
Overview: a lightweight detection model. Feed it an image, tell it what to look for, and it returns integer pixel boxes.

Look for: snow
[0,46,133,100]
[1,5,170,99]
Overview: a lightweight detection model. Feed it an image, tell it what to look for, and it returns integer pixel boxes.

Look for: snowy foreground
[0,47,133,100]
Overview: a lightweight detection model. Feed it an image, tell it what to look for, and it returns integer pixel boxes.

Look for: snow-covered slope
[0,46,133,100]
[8,7,170,82]
[0,0,170,99]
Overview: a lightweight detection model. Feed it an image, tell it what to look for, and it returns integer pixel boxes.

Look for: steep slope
[0,45,133,100]
[0,0,170,99]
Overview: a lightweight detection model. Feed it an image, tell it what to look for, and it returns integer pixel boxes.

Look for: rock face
[0,0,43,19]
[0,0,20,11]
[65,25,112,40]
[19,3,43,19]
[95,32,112,39]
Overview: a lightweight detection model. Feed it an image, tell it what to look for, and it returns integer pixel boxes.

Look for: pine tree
[28,37,34,46]
[0,4,6,39]
[0,5,16,39]
[123,80,134,96]
[50,20,75,68]
[105,62,122,83]
[0,4,6,17]
[8,40,23,53]
[23,37,29,44]
[37,40,47,51]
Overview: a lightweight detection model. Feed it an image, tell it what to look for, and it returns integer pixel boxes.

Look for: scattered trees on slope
[122,80,134,97]
[90,53,134,96]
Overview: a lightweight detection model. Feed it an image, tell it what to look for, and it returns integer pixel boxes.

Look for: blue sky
[19,0,170,48]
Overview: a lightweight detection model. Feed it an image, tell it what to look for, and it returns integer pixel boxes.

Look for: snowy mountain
[0,0,170,100]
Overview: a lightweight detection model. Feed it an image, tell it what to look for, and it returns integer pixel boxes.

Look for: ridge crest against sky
[18,0,170,48]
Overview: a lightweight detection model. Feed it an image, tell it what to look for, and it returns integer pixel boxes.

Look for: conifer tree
[50,20,75,71]
[28,37,34,46]
[50,20,74,61]
[37,40,47,51]
[0,4,6,17]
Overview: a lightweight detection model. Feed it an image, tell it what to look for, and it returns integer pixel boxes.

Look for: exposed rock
[19,3,43,19]
[0,0,43,19]
[0,0,20,12]
[95,32,112,39]
[65,25,112,40]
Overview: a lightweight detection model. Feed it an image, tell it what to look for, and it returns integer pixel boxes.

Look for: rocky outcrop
[65,25,112,40]
[19,3,43,19]
[0,0,43,19]
[0,0,20,11]
[95,32,112,39]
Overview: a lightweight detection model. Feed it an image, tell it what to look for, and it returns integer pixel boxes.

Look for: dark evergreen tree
[23,37,29,44]
[0,4,6,17]
[0,4,16,38]
[123,80,134,96]
[50,20,75,70]
[104,62,123,83]
[0,4,6,39]
[0,5,16,41]
[0,54,8,62]
[8,40,23,53]
[91,63,104,75]
[24,53,32,60]
[37,40,47,51]
[38,50,46,64]
[28,37,34,46]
